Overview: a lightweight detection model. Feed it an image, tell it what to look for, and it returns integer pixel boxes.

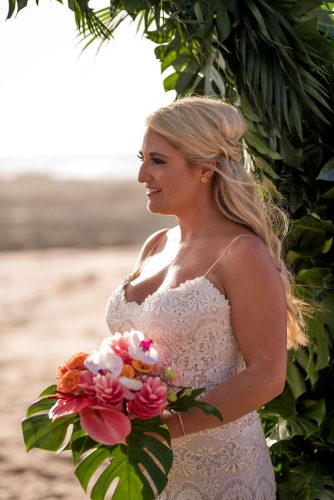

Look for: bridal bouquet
[22,330,222,499]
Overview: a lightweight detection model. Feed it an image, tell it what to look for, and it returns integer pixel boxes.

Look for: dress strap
[203,234,254,277]
[126,229,168,284]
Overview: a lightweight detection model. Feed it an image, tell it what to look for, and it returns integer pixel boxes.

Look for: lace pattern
[105,276,276,499]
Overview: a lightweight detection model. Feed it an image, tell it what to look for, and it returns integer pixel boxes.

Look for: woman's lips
[146,188,161,196]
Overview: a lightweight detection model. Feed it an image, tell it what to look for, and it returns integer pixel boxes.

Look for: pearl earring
[201,177,208,183]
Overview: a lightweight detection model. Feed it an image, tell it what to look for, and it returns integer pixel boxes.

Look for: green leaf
[141,434,173,474]
[260,386,296,420]
[75,446,112,492]
[215,1,231,41]
[286,358,307,399]
[253,156,280,179]
[300,399,326,427]
[120,0,147,14]
[317,158,334,181]
[90,446,145,500]
[7,0,17,19]
[194,2,204,22]
[130,441,167,495]
[327,419,334,444]
[71,429,98,465]
[322,237,333,254]
[131,417,171,447]
[163,72,178,92]
[318,12,334,38]
[39,384,57,397]
[288,215,334,257]
[26,397,57,417]
[245,129,281,159]
[297,267,332,286]
[16,0,28,14]
[291,460,324,493]
[321,187,334,200]
[22,414,75,452]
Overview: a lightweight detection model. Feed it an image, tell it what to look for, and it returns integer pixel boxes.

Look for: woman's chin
[146,201,170,216]
[147,199,161,213]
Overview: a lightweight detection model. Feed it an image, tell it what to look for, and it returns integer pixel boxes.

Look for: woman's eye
[152,158,166,165]
[137,153,166,165]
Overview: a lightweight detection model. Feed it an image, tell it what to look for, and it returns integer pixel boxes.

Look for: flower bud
[164,367,177,382]
[183,388,192,397]
[167,392,178,402]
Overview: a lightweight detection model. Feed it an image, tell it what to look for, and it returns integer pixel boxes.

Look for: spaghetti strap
[134,229,168,277]
[204,234,254,277]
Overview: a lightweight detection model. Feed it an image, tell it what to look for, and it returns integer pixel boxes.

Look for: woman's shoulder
[215,230,272,270]
[215,231,282,300]
[134,227,173,270]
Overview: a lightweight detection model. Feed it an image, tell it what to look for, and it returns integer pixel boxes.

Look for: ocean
[0,154,138,181]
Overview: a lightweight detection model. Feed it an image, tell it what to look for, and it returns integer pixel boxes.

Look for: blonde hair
[146,96,308,349]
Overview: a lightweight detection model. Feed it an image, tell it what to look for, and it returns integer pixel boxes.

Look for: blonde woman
[106,97,307,499]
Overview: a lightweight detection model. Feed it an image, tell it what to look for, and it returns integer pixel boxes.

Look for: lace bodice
[105,273,276,499]
[106,275,245,394]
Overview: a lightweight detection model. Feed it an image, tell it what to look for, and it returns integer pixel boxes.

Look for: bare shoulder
[134,227,170,269]
[218,233,286,309]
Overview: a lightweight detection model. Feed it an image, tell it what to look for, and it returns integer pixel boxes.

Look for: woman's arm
[163,236,287,439]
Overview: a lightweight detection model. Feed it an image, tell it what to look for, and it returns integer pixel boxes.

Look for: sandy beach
[1,246,141,499]
[0,175,175,499]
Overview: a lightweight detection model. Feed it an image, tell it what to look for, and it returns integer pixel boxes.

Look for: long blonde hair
[146,96,308,349]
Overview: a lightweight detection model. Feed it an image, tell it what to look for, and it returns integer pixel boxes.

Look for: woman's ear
[199,160,216,180]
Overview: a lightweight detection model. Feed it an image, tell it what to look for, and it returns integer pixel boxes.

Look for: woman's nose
[138,161,150,184]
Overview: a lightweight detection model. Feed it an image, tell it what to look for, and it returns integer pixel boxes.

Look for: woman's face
[138,128,203,216]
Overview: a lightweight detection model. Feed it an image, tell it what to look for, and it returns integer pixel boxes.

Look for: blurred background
[0,2,174,499]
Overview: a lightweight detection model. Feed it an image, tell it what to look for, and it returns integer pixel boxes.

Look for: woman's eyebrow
[150,152,171,159]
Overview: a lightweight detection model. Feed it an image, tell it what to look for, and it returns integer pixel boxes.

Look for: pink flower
[94,373,124,408]
[49,396,131,445]
[49,396,92,420]
[80,406,131,445]
[78,370,97,399]
[111,337,133,364]
[139,339,153,351]
[127,375,168,419]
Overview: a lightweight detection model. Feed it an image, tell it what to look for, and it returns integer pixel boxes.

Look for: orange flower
[57,369,82,394]
[132,360,155,374]
[57,365,68,380]
[66,352,89,370]
[120,364,136,379]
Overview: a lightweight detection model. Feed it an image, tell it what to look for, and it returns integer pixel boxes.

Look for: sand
[0,246,139,500]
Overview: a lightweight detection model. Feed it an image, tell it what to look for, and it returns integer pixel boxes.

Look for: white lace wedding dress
[105,245,276,499]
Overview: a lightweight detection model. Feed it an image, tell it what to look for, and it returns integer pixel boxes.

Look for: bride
[106,96,307,499]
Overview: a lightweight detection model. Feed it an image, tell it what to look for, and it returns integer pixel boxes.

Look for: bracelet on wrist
[171,410,186,436]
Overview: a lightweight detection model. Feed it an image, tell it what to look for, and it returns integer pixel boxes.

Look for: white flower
[126,330,158,364]
[84,349,123,377]
[118,376,143,400]
[100,333,122,350]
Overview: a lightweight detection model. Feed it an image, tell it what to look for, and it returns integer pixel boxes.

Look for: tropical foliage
[8,0,334,498]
